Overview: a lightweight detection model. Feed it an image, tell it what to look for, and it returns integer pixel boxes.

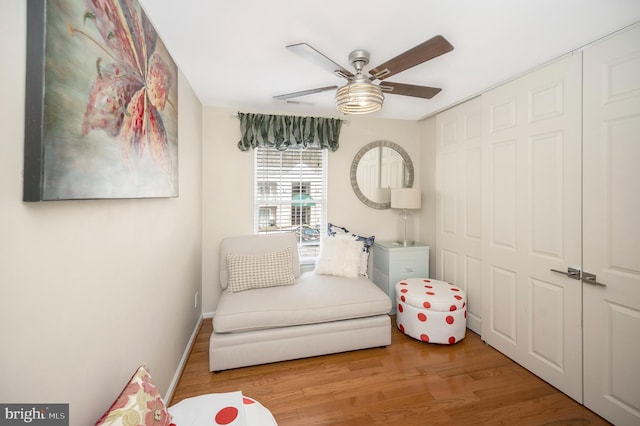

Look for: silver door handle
[550,267,581,280]
[582,272,606,287]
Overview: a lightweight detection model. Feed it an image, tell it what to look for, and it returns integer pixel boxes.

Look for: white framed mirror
[350,140,414,209]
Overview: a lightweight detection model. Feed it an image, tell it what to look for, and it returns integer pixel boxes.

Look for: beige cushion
[220,233,300,290]
[226,248,295,292]
[213,272,392,333]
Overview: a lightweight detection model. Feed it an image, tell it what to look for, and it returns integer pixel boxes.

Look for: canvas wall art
[24,0,179,201]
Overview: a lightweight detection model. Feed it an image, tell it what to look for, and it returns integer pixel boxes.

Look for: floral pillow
[328,223,375,252]
[96,365,172,426]
[328,223,349,236]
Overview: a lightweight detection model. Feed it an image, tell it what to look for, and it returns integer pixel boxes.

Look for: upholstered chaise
[209,233,392,371]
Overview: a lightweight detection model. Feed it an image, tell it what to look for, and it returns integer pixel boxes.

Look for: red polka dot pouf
[168,391,277,425]
[395,278,467,344]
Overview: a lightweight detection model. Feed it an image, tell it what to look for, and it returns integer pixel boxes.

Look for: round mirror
[350,140,414,209]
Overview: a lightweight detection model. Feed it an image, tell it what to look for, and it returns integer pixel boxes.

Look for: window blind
[254,147,327,260]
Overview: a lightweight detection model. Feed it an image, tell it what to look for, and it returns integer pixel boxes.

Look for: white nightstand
[371,241,430,314]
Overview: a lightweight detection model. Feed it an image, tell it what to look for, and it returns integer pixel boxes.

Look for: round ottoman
[395,278,467,344]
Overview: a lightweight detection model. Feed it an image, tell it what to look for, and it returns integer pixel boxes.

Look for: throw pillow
[96,365,172,426]
[314,235,363,278]
[168,391,246,425]
[327,223,375,276]
[226,248,296,292]
[327,223,350,236]
[359,251,371,278]
[168,392,278,425]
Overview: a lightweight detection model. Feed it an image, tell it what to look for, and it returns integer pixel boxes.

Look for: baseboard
[164,315,203,404]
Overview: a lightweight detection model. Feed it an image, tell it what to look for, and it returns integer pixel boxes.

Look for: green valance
[237,112,343,152]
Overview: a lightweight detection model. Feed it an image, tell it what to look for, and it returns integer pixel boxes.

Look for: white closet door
[435,97,483,333]
[583,24,640,426]
[481,54,583,401]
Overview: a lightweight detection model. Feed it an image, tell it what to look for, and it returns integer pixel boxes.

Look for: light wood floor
[171,317,610,425]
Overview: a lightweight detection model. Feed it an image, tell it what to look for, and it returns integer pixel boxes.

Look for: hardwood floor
[171,317,610,425]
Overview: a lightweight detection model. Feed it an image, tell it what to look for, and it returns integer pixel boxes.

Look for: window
[291,182,311,225]
[254,147,327,261]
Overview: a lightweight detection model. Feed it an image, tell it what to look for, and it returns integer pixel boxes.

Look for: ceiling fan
[273,35,454,114]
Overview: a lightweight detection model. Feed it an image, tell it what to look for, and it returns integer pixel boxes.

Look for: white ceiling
[138,0,640,121]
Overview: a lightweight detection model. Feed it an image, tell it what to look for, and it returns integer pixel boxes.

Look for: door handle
[550,267,581,280]
[582,272,607,287]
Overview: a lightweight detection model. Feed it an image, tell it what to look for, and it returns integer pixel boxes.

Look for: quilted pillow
[226,248,296,292]
[96,365,171,426]
[314,235,364,278]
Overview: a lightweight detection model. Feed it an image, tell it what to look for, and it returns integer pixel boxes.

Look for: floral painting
[24,0,178,201]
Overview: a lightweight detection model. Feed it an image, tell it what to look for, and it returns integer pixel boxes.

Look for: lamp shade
[335,82,384,114]
[391,187,421,209]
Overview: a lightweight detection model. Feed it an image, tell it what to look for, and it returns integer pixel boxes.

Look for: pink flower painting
[74,0,175,171]
[23,0,178,200]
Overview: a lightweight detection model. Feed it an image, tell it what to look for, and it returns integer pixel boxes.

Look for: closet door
[435,97,483,333]
[583,24,640,426]
[481,54,583,401]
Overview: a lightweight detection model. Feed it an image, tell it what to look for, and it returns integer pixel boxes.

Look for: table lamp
[391,187,421,247]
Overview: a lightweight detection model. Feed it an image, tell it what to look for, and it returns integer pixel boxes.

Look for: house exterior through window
[254,147,327,260]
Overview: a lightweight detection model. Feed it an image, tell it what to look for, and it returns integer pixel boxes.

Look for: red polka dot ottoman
[395,278,467,344]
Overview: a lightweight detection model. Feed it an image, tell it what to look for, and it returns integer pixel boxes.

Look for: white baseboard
[164,315,202,404]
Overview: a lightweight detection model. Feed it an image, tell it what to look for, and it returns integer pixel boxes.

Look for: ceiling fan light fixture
[335,82,384,115]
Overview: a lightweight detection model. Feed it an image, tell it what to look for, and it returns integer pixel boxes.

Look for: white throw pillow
[227,248,295,292]
[327,223,374,277]
[314,235,364,278]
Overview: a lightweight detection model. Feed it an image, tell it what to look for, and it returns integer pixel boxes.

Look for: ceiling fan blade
[380,82,442,99]
[286,43,353,79]
[273,85,338,101]
[284,100,315,105]
[369,35,454,81]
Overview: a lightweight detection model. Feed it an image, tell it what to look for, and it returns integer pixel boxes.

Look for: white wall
[418,116,437,276]
[201,108,428,313]
[0,2,203,424]
[202,108,255,313]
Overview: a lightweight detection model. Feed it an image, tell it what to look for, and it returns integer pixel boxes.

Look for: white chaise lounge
[209,233,392,371]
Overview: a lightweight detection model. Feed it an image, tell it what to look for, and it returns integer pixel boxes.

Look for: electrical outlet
[194,291,199,309]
